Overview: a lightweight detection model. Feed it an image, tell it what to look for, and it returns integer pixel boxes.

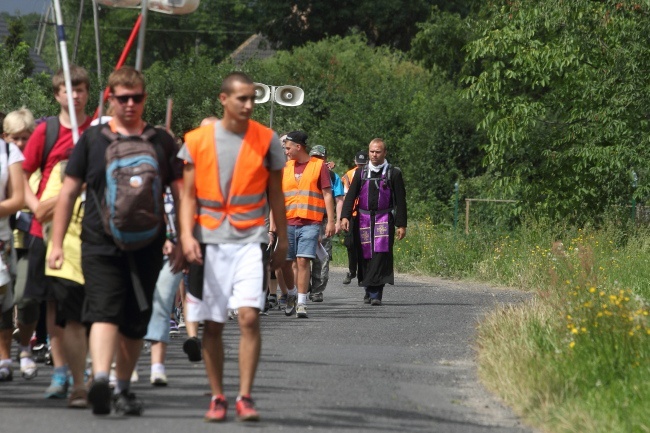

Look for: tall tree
[464,0,650,223]
[3,17,34,76]
[256,0,433,51]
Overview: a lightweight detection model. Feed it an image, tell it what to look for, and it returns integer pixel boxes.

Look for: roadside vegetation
[335,214,650,433]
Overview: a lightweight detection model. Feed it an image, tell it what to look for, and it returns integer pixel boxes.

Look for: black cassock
[341,165,407,287]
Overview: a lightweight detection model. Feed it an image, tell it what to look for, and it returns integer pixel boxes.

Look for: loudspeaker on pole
[254,83,271,104]
[274,85,304,107]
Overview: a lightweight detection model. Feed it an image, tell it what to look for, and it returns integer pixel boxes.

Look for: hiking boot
[343,272,354,284]
[235,395,260,422]
[285,294,297,316]
[0,364,12,381]
[371,299,382,306]
[311,292,323,302]
[296,303,308,318]
[19,351,37,380]
[363,294,371,304]
[268,293,278,309]
[204,395,228,422]
[183,336,202,362]
[88,378,112,415]
[45,371,69,399]
[278,294,287,310]
[150,371,168,387]
[113,390,144,416]
[68,388,88,409]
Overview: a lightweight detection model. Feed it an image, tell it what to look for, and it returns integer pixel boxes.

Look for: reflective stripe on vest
[282,157,326,221]
[184,120,272,231]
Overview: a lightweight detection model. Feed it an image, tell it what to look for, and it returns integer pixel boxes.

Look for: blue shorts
[286,224,320,260]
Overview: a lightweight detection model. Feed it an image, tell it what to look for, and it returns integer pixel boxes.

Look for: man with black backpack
[20,65,92,394]
[48,66,183,416]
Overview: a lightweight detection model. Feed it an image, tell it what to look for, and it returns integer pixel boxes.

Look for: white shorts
[186,243,266,324]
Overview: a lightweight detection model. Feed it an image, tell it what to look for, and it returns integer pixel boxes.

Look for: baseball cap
[285,130,308,146]
[309,145,327,158]
[355,151,368,165]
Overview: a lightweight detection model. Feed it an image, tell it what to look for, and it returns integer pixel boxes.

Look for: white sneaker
[19,351,37,380]
[296,303,308,318]
[150,371,167,387]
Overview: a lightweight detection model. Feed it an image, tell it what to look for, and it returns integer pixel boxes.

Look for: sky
[0,0,49,16]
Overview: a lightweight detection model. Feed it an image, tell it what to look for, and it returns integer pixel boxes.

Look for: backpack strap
[100,125,119,142]
[42,117,60,172]
[141,128,157,141]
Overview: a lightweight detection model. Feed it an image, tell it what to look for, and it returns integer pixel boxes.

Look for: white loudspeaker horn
[254,83,271,104]
[97,0,141,7]
[274,85,304,107]
[148,0,200,15]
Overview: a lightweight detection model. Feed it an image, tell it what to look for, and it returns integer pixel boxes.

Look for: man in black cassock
[340,138,407,305]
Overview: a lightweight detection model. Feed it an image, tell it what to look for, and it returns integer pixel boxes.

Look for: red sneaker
[235,395,260,422]
[204,395,228,422]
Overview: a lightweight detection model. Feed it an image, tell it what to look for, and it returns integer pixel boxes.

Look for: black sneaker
[311,292,323,302]
[113,390,144,416]
[343,272,353,285]
[183,336,202,362]
[32,344,48,363]
[363,294,371,304]
[371,299,382,306]
[88,378,112,415]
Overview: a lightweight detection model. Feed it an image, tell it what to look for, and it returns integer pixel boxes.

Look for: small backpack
[93,125,164,251]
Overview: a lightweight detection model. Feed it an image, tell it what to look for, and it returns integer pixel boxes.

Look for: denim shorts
[286,224,320,260]
[144,258,183,344]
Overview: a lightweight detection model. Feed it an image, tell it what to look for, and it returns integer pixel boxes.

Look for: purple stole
[358,166,391,259]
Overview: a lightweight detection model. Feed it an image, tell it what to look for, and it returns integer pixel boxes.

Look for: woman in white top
[0,113,27,380]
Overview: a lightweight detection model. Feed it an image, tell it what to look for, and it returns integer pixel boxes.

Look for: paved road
[0,268,535,433]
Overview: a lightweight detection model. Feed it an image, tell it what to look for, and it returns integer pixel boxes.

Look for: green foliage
[409,7,475,82]
[255,0,481,51]
[251,35,485,221]
[255,0,433,51]
[143,56,226,136]
[464,0,650,223]
[0,38,55,117]
[2,17,34,77]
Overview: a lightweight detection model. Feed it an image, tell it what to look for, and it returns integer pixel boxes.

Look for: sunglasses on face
[112,93,145,104]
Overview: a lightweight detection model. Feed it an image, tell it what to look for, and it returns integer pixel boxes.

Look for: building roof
[230,33,276,65]
[0,16,51,75]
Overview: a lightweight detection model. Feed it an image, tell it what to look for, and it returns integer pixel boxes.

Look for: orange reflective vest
[184,120,272,231]
[342,167,357,191]
[343,167,359,217]
[283,157,326,221]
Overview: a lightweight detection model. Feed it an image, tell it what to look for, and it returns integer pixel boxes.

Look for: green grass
[335,218,650,432]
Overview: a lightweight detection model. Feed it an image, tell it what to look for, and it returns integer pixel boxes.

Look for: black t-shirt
[66,123,183,256]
